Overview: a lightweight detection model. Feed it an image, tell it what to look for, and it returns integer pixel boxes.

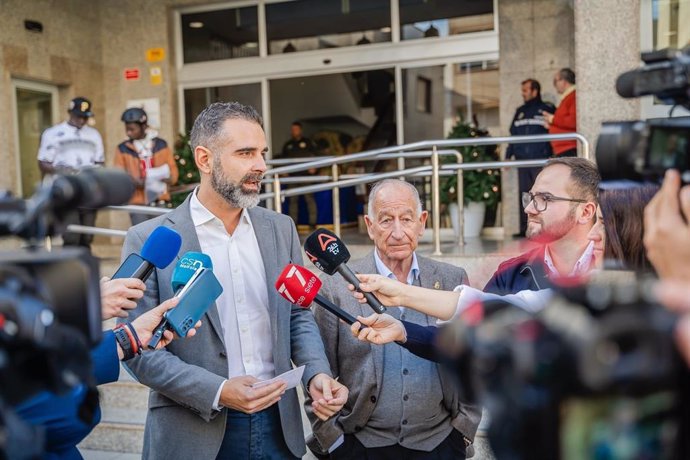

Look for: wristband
[113,325,135,361]
[121,323,139,355]
[125,322,143,355]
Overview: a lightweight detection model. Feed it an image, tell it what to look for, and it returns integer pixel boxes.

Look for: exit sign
[124,68,140,81]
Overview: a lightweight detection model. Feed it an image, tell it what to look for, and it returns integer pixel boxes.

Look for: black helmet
[121,107,148,124]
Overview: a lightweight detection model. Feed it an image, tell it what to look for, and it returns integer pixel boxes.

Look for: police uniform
[506,97,555,235]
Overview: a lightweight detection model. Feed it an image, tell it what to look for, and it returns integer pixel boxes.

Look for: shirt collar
[560,84,576,102]
[189,187,252,230]
[544,240,594,277]
[373,249,419,285]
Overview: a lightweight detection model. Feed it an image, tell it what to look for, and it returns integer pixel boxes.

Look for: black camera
[596,47,690,183]
[437,276,690,460]
[0,168,134,457]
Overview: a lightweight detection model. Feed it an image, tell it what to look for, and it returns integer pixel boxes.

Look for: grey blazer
[121,197,331,459]
[306,252,482,454]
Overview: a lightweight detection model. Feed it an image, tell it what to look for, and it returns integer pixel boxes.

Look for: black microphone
[112,226,182,281]
[51,167,135,210]
[304,228,386,314]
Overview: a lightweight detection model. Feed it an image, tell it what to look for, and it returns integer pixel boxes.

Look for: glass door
[12,80,58,197]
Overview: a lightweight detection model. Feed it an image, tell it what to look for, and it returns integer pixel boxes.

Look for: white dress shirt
[189,191,275,408]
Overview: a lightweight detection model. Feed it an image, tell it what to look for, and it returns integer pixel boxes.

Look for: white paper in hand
[251,365,305,390]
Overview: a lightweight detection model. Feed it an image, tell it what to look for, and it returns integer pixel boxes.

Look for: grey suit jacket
[121,196,332,459]
[306,252,482,453]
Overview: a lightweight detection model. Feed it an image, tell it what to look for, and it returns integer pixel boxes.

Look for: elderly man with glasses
[484,157,600,295]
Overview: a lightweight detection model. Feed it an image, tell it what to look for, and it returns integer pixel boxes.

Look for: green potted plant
[441,117,501,238]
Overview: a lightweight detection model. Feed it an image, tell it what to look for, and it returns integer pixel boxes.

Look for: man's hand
[100,276,146,320]
[541,110,554,127]
[350,313,406,345]
[655,281,690,367]
[129,297,202,350]
[308,373,348,421]
[219,376,287,414]
[643,170,690,281]
[348,274,406,307]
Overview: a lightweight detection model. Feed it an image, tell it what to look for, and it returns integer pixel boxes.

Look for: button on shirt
[37,121,104,170]
[355,250,452,451]
[189,191,275,408]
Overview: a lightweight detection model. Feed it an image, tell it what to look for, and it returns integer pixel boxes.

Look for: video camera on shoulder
[0,169,133,404]
[596,47,690,183]
[437,274,689,460]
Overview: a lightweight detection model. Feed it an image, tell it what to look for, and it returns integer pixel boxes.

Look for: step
[78,421,144,454]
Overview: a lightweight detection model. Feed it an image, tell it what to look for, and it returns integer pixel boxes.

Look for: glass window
[181,7,259,63]
[399,0,494,41]
[652,0,690,50]
[266,0,391,55]
[402,61,499,144]
[451,61,500,135]
[183,83,262,133]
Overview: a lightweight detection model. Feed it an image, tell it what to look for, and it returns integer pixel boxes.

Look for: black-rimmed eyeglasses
[521,192,587,212]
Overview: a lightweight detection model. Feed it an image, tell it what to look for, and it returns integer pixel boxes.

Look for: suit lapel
[248,208,280,342]
[167,197,225,345]
[416,255,441,327]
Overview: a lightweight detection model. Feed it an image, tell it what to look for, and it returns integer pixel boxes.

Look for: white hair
[367,179,423,220]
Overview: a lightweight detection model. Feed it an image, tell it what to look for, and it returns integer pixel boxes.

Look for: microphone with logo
[147,252,216,349]
[275,263,364,328]
[112,226,182,282]
[304,228,386,314]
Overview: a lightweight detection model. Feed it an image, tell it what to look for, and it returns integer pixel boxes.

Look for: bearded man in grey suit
[121,102,348,459]
[306,179,481,459]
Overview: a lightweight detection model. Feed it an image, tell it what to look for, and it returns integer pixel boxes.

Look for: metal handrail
[70,133,586,256]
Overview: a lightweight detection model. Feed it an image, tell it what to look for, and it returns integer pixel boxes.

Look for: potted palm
[441,117,501,238]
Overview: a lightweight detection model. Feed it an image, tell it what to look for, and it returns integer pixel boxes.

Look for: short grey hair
[367,179,423,219]
[190,101,263,152]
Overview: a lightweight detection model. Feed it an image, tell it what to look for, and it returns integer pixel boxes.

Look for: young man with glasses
[484,157,599,295]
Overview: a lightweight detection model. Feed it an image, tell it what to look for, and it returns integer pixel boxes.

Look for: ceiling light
[189,21,204,29]
[380,27,391,33]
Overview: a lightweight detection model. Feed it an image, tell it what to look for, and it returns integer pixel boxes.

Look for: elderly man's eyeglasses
[521,192,587,212]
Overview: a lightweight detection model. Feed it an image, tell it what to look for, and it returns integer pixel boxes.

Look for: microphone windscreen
[141,226,182,269]
[171,252,213,291]
[303,228,351,276]
[53,168,135,209]
[275,264,323,307]
[615,70,637,98]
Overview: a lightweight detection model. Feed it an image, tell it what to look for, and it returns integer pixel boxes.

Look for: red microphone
[275,264,362,326]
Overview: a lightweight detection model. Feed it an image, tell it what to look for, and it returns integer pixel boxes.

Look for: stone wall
[498,0,575,236]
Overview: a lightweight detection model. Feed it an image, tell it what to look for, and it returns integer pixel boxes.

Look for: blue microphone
[172,252,213,296]
[148,251,213,349]
[113,226,182,282]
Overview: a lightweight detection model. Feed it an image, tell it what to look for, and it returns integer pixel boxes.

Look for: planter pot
[449,201,486,239]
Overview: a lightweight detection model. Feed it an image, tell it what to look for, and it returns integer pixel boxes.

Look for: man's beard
[210,159,263,209]
[526,208,577,243]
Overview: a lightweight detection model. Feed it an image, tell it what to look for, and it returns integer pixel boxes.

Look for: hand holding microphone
[113,226,182,281]
[148,252,222,349]
[304,228,386,314]
[275,263,364,328]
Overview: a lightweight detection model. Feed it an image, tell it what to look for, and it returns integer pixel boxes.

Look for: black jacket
[483,246,552,295]
[506,97,555,160]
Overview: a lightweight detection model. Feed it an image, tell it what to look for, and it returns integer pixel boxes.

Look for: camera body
[0,169,134,457]
[438,276,689,460]
[596,47,690,183]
